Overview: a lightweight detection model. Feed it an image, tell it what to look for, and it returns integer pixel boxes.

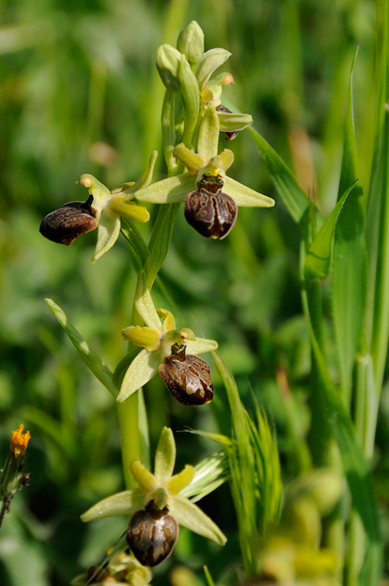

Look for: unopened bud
[177,21,204,65]
[156,44,182,92]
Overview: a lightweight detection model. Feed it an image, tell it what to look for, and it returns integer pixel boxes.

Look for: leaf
[304,180,358,280]
[365,108,389,396]
[301,287,383,574]
[249,127,312,226]
[45,299,117,398]
[332,47,368,405]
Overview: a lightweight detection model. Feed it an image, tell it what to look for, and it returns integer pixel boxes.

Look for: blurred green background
[1,0,387,584]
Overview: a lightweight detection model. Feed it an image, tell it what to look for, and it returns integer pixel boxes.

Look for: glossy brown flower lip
[39,195,98,246]
[159,343,214,405]
[127,501,178,567]
[184,188,237,239]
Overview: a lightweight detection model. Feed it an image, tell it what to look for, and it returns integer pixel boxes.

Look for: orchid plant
[36,14,383,586]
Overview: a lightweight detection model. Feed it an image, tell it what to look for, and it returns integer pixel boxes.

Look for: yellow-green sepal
[154,427,176,485]
[81,488,144,522]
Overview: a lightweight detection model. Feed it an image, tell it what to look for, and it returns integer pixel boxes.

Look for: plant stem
[116,394,141,490]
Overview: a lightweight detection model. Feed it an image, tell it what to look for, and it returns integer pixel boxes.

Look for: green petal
[134,173,196,204]
[107,196,150,223]
[117,348,161,403]
[166,465,195,496]
[224,176,275,208]
[130,460,157,493]
[171,495,227,545]
[122,325,161,352]
[186,337,218,354]
[154,427,176,485]
[81,488,144,522]
[93,209,121,262]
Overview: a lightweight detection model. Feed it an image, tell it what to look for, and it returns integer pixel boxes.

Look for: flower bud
[39,195,98,245]
[156,44,182,92]
[177,21,204,65]
[159,344,214,405]
[184,188,237,239]
[127,502,178,567]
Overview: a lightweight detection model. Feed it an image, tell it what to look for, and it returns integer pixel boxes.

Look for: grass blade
[332,46,368,406]
[304,181,358,280]
[301,280,383,582]
[365,108,389,395]
[249,127,312,227]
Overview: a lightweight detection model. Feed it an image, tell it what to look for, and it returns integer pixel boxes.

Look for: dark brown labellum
[184,188,237,239]
[216,104,239,141]
[159,344,214,405]
[39,195,98,245]
[127,502,178,567]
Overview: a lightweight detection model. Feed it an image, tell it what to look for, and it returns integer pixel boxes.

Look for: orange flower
[10,424,31,459]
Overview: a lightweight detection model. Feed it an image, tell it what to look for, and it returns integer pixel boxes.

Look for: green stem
[116,394,141,490]
[347,352,379,586]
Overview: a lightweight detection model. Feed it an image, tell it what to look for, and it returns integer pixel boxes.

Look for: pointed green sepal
[134,270,163,329]
[81,488,144,522]
[93,210,121,262]
[154,427,176,485]
[186,338,218,354]
[224,177,275,208]
[117,348,161,403]
[198,106,220,160]
[217,111,253,132]
[134,173,196,204]
[195,48,231,91]
[171,495,227,545]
